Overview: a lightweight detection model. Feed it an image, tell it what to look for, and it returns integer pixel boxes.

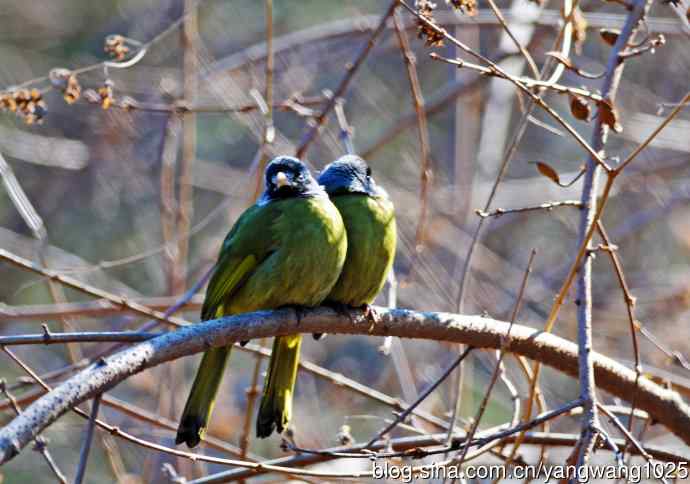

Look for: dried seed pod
[104,34,130,61]
[570,95,591,121]
[64,75,81,104]
[11,89,47,124]
[0,92,16,113]
[416,1,445,47]
[447,0,477,16]
[49,68,72,90]
[97,82,114,110]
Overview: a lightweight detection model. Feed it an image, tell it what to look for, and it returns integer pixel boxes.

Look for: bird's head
[261,156,322,203]
[317,155,386,198]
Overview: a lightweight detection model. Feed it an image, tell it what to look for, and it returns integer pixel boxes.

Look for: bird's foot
[362,304,380,333]
[291,305,307,325]
[314,301,354,340]
[325,301,354,322]
[278,304,308,326]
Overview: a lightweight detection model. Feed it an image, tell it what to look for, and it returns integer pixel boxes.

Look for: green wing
[201,204,279,320]
[177,203,280,448]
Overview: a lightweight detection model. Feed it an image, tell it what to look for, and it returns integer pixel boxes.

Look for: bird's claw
[314,302,355,340]
[327,301,354,321]
[293,305,307,325]
[363,304,380,332]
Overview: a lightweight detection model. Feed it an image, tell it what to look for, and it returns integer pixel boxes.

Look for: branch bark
[0,306,689,464]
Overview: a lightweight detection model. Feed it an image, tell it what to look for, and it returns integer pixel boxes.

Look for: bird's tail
[176,346,231,448]
[256,335,302,438]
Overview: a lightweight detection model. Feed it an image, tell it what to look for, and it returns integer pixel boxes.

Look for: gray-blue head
[260,156,323,204]
[317,155,386,198]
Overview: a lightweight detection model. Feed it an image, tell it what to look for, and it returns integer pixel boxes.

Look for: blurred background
[0,0,689,481]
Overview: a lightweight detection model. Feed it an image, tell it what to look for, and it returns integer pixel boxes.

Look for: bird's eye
[366,167,372,177]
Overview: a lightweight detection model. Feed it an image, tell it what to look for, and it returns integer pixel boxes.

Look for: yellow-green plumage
[177,158,347,447]
[318,155,397,310]
[256,334,301,437]
[326,194,396,306]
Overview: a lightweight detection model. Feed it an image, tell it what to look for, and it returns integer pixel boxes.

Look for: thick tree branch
[0,306,689,464]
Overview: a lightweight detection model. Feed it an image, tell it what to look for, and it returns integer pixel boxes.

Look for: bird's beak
[274,171,290,188]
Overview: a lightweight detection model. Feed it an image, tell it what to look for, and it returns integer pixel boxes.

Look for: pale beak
[274,171,290,188]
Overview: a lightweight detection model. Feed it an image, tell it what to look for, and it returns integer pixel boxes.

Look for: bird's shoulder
[333,193,395,223]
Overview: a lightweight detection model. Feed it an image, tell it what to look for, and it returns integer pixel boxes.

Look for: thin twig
[196,428,687,483]
[333,98,355,154]
[399,0,608,169]
[454,250,536,465]
[392,8,432,253]
[73,393,102,484]
[617,91,690,173]
[444,0,581,448]
[0,248,452,433]
[0,295,203,320]
[475,200,583,218]
[483,0,540,78]
[598,404,670,484]
[411,400,584,476]
[295,0,398,158]
[521,0,655,469]
[430,53,606,104]
[596,221,643,445]
[0,344,368,480]
[364,346,474,448]
[0,330,159,345]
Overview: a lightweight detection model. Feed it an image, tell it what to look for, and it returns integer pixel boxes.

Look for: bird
[176,156,347,447]
[316,154,396,320]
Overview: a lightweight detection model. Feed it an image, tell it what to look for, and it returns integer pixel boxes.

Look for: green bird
[176,156,347,447]
[317,155,396,313]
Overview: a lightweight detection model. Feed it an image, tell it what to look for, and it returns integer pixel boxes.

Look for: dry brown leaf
[599,28,620,46]
[597,99,623,133]
[535,162,561,185]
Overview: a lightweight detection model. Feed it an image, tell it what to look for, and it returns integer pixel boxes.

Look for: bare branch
[1,305,690,464]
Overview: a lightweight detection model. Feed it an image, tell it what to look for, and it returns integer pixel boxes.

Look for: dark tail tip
[256,410,285,439]
[256,417,275,439]
[175,415,205,448]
